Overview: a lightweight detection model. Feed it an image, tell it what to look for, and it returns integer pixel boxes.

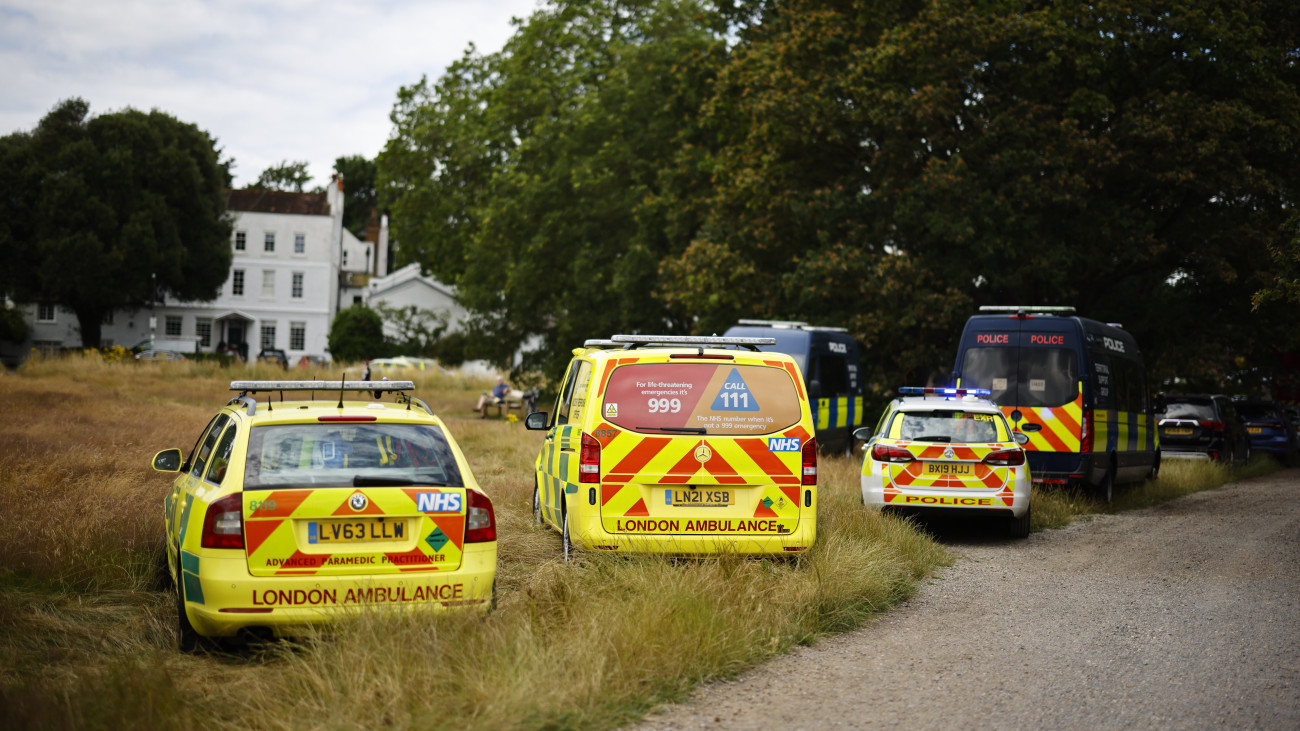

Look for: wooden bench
[488,389,537,418]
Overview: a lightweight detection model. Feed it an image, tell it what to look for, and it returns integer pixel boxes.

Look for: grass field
[0,354,1277,729]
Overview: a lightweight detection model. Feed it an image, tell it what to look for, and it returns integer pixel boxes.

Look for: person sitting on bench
[475,376,511,419]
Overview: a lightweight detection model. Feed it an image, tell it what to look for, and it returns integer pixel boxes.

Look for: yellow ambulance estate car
[525,335,819,559]
[151,380,497,651]
[856,387,1032,538]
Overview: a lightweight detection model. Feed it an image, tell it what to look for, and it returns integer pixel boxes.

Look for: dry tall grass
[2,356,1263,729]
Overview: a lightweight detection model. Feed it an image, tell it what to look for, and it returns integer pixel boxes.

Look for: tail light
[1081,409,1093,453]
[465,490,497,543]
[579,433,601,484]
[871,444,915,463]
[1198,420,1225,431]
[802,438,818,485]
[983,448,1026,466]
[201,493,244,549]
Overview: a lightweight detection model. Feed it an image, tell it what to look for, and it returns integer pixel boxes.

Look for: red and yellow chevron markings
[1003,384,1083,453]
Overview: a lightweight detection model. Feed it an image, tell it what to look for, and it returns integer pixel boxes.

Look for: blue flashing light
[897,387,992,397]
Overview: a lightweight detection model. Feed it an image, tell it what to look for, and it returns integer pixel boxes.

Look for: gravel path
[635,471,1300,730]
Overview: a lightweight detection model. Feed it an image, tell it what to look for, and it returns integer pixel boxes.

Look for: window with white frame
[165,315,183,337]
[232,269,245,296]
[264,232,275,253]
[36,303,56,322]
[289,322,305,350]
[260,323,276,350]
[262,270,275,298]
[291,272,304,298]
[235,231,246,251]
[294,233,305,255]
[196,318,212,347]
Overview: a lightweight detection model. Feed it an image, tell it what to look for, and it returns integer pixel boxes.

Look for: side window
[553,362,582,427]
[184,414,221,472]
[190,414,231,477]
[817,355,849,397]
[204,425,238,484]
[567,362,593,425]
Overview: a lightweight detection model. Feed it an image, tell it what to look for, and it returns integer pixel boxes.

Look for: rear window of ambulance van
[601,363,802,435]
[243,423,464,490]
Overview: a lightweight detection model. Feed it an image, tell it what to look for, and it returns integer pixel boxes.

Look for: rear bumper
[182,543,497,638]
[1160,449,1212,461]
[860,468,1030,519]
[571,510,817,555]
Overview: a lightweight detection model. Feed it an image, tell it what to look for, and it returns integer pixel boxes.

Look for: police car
[151,380,497,650]
[855,387,1032,538]
[526,335,819,559]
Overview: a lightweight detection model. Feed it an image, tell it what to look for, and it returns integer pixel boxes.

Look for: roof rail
[610,334,776,352]
[582,339,622,348]
[978,305,1076,315]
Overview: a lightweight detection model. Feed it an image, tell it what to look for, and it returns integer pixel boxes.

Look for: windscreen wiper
[637,426,707,434]
[352,476,450,487]
[914,436,952,443]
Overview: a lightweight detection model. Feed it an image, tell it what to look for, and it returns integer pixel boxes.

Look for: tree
[0,98,233,347]
[334,155,378,239]
[379,0,727,375]
[662,0,1300,387]
[0,303,29,343]
[254,160,313,192]
[328,304,388,363]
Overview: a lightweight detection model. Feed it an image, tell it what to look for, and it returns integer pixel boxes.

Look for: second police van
[723,320,864,454]
[950,306,1159,502]
[526,335,819,559]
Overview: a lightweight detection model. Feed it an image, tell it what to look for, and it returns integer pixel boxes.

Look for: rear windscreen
[602,363,802,435]
[890,410,1009,444]
[960,346,1078,408]
[1159,400,1215,420]
[1234,403,1281,420]
[243,423,463,490]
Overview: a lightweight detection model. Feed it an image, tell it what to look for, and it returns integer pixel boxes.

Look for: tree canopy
[253,159,313,192]
[380,0,1300,389]
[0,98,234,347]
[334,154,378,239]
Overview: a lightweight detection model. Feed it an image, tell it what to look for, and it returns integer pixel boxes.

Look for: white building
[11,178,395,364]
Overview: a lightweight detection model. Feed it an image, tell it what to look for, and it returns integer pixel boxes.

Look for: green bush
[328,305,389,363]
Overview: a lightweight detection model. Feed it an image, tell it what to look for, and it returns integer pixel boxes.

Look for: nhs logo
[416,492,463,513]
[768,437,801,452]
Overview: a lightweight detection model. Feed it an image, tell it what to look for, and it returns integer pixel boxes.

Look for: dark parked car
[1234,400,1297,465]
[1155,394,1250,467]
[256,348,289,369]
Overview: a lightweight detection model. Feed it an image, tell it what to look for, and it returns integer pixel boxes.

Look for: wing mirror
[1014,432,1030,446]
[525,411,550,430]
[152,448,183,472]
[853,426,873,442]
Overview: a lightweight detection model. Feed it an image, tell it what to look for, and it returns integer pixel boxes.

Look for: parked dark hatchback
[1155,394,1250,467]
[1234,400,1297,465]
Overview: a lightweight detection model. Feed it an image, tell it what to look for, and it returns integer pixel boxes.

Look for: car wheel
[532,480,543,525]
[1148,453,1161,482]
[176,563,199,653]
[1093,467,1114,504]
[561,505,574,563]
[1007,502,1031,539]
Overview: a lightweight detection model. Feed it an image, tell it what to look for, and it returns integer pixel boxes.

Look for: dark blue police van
[724,320,863,454]
[950,306,1159,502]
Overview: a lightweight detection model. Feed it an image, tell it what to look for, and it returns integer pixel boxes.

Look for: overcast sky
[0,0,541,188]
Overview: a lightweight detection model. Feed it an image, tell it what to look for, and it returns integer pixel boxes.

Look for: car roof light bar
[737,319,810,328]
[898,387,993,397]
[610,334,776,352]
[978,305,1076,315]
[230,380,415,392]
[583,339,621,348]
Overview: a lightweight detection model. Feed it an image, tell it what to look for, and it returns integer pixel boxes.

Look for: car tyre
[532,480,543,525]
[1094,467,1114,504]
[1008,502,1031,539]
[1148,452,1161,482]
[176,563,199,653]
[561,504,574,563]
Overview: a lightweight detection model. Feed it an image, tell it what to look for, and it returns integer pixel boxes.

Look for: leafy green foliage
[328,304,389,362]
[0,98,233,347]
[334,154,378,239]
[379,0,727,376]
[0,303,29,343]
[253,159,313,192]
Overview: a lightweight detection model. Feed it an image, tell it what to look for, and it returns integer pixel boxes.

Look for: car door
[168,413,231,564]
[538,361,584,526]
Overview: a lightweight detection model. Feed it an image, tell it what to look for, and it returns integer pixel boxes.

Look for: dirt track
[635,471,1300,730]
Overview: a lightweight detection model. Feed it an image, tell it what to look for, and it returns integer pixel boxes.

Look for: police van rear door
[956,317,1083,454]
